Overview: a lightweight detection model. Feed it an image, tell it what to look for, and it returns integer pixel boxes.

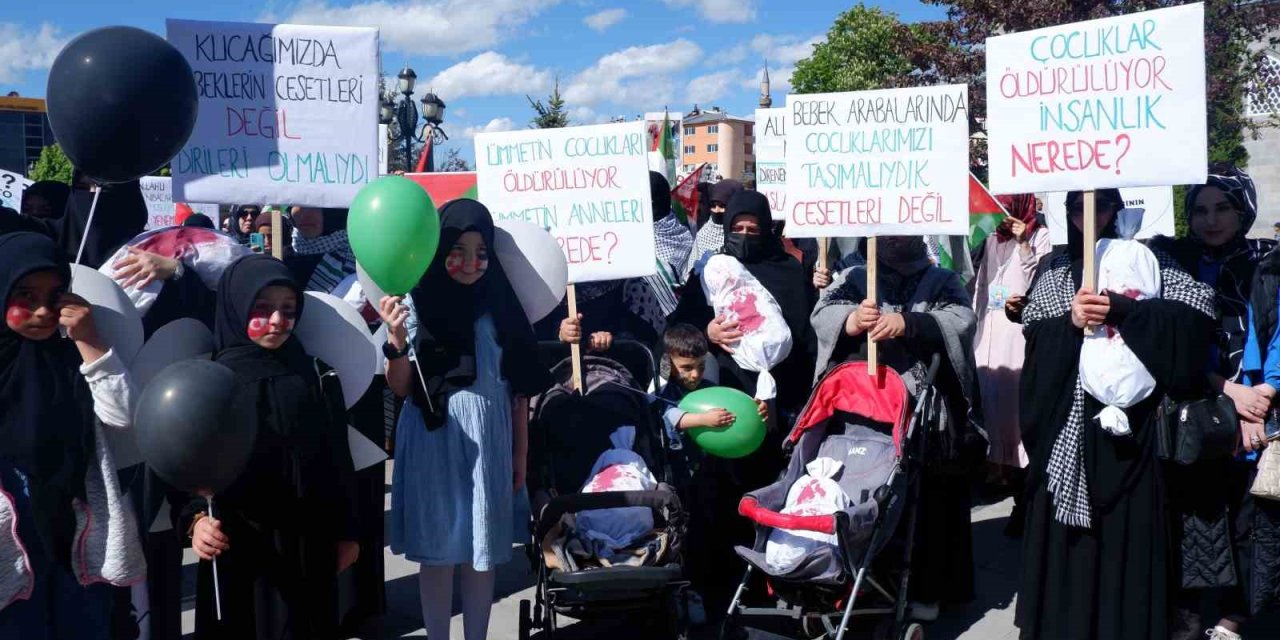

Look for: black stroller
[722,356,941,640]
[520,340,690,639]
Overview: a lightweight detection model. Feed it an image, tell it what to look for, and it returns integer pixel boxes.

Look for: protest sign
[140,177,219,230]
[167,19,380,208]
[378,124,388,175]
[784,85,971,238]
[1043,185,1175,245]
[474,121,656,283]
[404,172,478,210]
[985,3,1206,194]
[0,170,32,211]
[755,107,786,220]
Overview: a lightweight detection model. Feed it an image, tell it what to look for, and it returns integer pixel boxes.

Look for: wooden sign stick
[271,208,284,260]
[818,237,829,271]
[566,283,584,393]
[866,236,878,376]
[1083,190,1096,336]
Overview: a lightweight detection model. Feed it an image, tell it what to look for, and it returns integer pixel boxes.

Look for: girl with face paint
[184,254,359,640]
[379,199,550,640]
[0,232,143,639]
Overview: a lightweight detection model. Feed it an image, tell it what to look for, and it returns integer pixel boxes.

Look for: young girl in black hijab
[185,254,358,640]
[0,231,143,640]
[381,199,550,640]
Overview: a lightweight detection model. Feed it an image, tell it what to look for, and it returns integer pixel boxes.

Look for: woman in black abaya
[184,255,358,640]
[1015,190,1215,640]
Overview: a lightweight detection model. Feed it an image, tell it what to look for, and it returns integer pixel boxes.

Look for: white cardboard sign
[985,3,1207,194]
[140,177,220,230]
[755,107,787,221]
[0,170,32,211]
[1042,185,1176,245]
[784,85,971,238]
[474,121,656,283]
[167,19,380,207]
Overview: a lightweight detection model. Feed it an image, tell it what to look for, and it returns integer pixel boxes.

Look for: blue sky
[1,0,945,160]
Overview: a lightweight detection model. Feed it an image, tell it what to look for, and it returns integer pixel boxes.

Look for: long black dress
[1015,246,1215,640]
[186,255,356,640]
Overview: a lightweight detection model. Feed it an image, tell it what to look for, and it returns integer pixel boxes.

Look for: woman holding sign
[811,235,984,611]
[1016,190,1215,640]
[383,199,551,640]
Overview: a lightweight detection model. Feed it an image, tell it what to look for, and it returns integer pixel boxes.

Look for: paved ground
[178,464,1280,640]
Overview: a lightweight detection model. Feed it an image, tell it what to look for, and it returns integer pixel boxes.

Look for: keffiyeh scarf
[293,229,356,293]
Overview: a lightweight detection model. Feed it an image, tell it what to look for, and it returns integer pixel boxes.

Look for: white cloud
[564,39,703,108]
[461,117,517,138]
[686,71,737,104]
[423,51,551,100]
[276,0,559,55]
[722,33,822,66]
[0,23,67,84]
[662,0,756,23]
[583,8,628,32]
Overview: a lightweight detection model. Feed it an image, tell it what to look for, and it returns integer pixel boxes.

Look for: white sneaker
[1206,626,1242,640]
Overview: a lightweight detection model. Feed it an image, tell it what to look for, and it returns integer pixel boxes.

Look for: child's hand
[755,399,769,422]
[685,408,734,430]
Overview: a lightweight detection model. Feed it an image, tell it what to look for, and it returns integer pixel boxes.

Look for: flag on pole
[930,173,1006,281]
[658,110,677,185]
[671,163,707,226]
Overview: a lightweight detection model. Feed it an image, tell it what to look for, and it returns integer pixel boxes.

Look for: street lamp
[380,66,449,173]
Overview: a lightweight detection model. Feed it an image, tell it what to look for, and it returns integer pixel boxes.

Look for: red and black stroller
[722,356,941,640]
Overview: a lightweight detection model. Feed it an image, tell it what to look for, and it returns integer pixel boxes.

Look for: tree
[902,0,1280,166]
[29,144,73,184]
[528,76,570,129]
[438,147,471,172]
[790,4,914,94]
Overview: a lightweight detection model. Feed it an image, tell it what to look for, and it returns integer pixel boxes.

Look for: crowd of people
[0,164,1277,640]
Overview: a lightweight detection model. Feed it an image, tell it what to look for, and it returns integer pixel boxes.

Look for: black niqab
[59,179,147,269]
[709,179,743,224]
[0,231,95,567]
[408,199,550,425]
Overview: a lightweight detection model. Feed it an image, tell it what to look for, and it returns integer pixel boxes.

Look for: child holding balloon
[381,199,551,640]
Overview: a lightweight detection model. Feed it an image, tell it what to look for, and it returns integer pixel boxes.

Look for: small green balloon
[678,386,765,459]
[348,176,440,295]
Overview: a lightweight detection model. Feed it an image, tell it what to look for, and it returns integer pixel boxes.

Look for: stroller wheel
[801,615,830,639]
[900,622,924,640]
[518,600,533,640]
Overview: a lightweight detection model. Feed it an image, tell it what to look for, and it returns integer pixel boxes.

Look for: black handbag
[1156,394,1239,465]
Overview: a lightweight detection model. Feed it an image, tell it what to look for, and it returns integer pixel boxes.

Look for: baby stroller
[722,356,942,640]
[520,340,690,639]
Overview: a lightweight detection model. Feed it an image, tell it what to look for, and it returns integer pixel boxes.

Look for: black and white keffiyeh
[625,213,693,334]
[1025,247,1215,527]
[292,228,356,293]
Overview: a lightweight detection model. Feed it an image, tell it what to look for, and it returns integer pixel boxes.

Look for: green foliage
[528,77,570,129]
[438,147,471,172]
[790,4,913,95]
[29,144,73,184]
[1173,184,1189,239]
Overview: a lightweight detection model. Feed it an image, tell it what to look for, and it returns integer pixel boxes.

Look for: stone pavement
[178,464,1280,640]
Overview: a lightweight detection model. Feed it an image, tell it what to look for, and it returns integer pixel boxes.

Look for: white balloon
[109,318,214,470]
[295,292,378,409]
[494,221,568,323]
[356,262,388,309]
[69,264,144,367]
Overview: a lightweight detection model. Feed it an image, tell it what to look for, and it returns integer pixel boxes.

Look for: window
[684,126,695,136]
[1246,52,1280,117]
[683,145,696,155]
[745,124,754,136]
[744,144,753,156]
[708,125,719,134]
[707,144,719,152]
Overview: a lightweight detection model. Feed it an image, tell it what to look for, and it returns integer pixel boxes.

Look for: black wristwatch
[382,340,409,360]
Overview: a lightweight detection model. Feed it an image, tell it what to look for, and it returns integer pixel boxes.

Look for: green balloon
[678,386,766,459]
[347,176,440,295]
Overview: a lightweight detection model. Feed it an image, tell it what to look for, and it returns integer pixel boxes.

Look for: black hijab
[1064,188,1122,260]
[0,232,95,566]
[408,199,550,426]
[23,181,71,220]
[183,213,215,229]
[709,179,744,225]
[213,254,310,377]
[650,171,672,221]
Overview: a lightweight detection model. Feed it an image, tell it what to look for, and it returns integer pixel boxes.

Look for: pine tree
[528,77,570,129]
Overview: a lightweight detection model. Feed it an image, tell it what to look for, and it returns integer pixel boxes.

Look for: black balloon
[46,26,198,184]
[133,359,255,495]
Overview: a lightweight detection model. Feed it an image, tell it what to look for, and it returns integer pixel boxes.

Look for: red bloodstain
[5,305,32,329]
[729,290,765,334]
[586,464,630,492]
[795,480,828,505]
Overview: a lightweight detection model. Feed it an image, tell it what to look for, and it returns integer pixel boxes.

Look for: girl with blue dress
[381,199,550,640]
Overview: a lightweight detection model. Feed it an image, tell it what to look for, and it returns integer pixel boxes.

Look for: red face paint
[445,251,465,276]
[246,315,271,339]
[5,305,32,330]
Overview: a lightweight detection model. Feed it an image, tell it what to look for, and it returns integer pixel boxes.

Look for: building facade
[0,96,53,175]
[680,108,755,181]
[1244,21,1280,235]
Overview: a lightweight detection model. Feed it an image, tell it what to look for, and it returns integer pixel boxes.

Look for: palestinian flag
[658,110,677,185]
[966,172,1007,252]
[930,173,1006,281]
[672,163,707,226]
